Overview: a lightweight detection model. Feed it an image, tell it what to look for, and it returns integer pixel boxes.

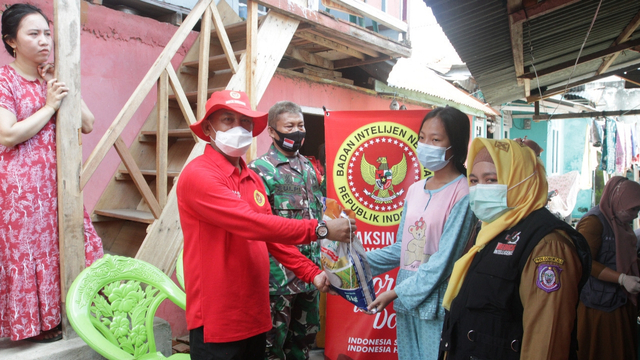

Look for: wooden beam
[532,108,640,121]
[295,31,366,60]
[157,70,169,209]
[114,137,162,219]
[510,0,580,24]
[324,0,407,32]
[520,37,640,79]
[197,6,213,121]
[254,0,411,58]
[509,18,524,86]
[246,0,258,162]
[210,3,240,74]
[597,10,640,74]
[526,63,640,102]
[304,29,380,57]
[507,0,524,87]
[285,45,334,69]
[54,0,85,340]
[333,55,390,69]
[166,65,198,128]
[136,12,300,274]
[279,58,306,69]
[81,0,212,189]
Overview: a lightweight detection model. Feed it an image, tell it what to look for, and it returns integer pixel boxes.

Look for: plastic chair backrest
[66,254,189,359]
[176,248,185,290]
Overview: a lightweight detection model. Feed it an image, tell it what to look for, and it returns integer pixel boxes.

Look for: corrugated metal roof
[387,58,499,116]
[425,0,640,106]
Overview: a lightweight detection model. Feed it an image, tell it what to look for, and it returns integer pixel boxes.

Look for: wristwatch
[315,220,329,239]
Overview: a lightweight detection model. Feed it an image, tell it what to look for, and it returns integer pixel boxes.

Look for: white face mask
[210,126,253,157]
[417,142,452,171]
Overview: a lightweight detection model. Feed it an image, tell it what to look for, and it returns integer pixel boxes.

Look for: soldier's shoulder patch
[533,256,565,265]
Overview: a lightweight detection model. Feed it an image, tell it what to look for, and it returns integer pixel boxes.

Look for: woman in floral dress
[0,4,103,342]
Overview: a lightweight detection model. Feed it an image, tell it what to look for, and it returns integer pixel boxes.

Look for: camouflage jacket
[249,144,324,295]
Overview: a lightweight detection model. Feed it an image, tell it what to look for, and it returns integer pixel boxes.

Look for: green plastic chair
[175,248,185,291]
[67,254,190,359]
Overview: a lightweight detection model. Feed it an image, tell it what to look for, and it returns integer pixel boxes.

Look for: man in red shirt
[177,90,355,360]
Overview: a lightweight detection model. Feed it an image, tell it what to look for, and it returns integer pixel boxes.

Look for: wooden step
[209,17,265,43]
[182,51,245,72]
[116,169,181,181]
[180,67,233,77]
[94,209,155,224]
[139,129,194,142]
[168,87,226,103]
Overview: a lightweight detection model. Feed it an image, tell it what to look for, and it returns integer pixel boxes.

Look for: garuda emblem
[361,154,408,204]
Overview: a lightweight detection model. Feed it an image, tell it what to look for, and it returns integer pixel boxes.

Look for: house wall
[0,0,198,213]
[509,115,548,168]
[253,73,430,155]
[555,118,593,219]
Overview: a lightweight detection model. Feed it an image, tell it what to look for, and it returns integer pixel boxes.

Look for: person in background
[576,176,640,360]
[439,138,590,360]
[365,107,476,360]
[249,101,325,360]
[0,3,103,343]
[177,90,355,360]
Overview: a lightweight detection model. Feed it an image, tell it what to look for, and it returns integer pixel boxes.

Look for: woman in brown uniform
[439,138,590,360]
[576,176,640,360]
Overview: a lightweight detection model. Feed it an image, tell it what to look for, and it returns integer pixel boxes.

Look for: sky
[407,0,462,71]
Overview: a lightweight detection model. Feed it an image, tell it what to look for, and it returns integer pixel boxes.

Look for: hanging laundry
[631,122,640,164]
[615,121,632,174]
[580,124,596,190]
[590,119,602,147]
[601,118,616,174]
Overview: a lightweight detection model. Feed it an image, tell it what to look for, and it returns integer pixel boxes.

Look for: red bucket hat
[189,90,268,141]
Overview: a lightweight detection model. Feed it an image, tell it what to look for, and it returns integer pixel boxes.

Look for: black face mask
[272,127,305,152]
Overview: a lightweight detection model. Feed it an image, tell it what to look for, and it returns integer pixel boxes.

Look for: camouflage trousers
[266,290,320,360]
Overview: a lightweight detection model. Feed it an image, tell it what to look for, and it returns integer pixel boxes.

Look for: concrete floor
[310,348,324,360]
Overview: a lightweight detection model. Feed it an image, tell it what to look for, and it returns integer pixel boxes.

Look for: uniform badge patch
[254,190,265,206]
[536,264,562,293]
[493,231,521,256]
[533,256,565,265]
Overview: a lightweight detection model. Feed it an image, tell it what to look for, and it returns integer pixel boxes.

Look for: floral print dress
[0,64,103,340]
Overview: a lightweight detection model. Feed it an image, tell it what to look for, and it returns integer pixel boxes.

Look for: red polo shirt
[177,146,319,343]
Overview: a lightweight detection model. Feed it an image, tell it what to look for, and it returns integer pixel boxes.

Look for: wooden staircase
[91,9,250,257]
[84,0,411,275]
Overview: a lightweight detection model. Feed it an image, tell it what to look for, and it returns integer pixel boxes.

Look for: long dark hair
[2,4,49,57]
[420,106,470,175]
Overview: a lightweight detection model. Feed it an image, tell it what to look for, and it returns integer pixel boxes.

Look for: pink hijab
[599,176,640,300]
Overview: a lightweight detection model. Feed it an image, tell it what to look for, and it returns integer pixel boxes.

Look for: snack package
[320,198,376,311]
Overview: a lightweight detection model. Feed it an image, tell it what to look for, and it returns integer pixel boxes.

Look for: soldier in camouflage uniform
[249,101,325,360]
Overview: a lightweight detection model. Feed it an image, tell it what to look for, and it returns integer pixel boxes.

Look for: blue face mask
[417,142,452,171]
[468,171,537,223]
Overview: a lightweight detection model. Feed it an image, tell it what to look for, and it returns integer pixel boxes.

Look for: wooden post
[246,0,258,162]
[54,0,85,339]
[197,6,212,122]
[157,70,169,208]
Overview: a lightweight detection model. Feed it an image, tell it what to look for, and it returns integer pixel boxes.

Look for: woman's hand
[45,78,68,111]
[367,289,397,313]
[38,63,55,82]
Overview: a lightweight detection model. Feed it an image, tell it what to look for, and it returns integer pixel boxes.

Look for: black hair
[419,106,470,175]
[2,3,49,57]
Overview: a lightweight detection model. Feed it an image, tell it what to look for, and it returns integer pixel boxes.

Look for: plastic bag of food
[320,198,376,311]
